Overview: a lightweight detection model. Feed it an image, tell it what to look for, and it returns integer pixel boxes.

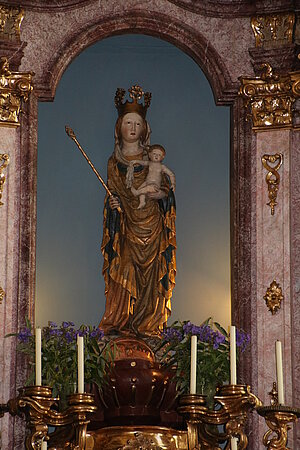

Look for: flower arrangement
[157,318,250,406]
[6,319,112,408]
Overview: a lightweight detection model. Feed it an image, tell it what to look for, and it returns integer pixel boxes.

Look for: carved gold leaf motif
[0,6,24,41]
[251,13,295,48]
[0,286,5,304]
[261,153,283,215]
[263,280,283,315]
[0,153,9,206]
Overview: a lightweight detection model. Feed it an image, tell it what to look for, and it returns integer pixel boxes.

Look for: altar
[0,1,300,449]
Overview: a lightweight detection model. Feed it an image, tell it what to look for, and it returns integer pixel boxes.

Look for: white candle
[35,328,42,386]
[77,335,84,394]
[190,335,197,394]
[41,440,47,450]
[275,340,284,404]
[231,437,238,450]
[230,326,237,385]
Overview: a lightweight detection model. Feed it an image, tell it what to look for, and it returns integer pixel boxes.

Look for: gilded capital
[0,58,34,127]
[239,64,300,130]
[0,5,24,42]
[251,13,295,49]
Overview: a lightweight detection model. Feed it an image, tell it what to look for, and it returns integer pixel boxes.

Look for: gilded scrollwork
[0,6,24,42]
[263,280,283,315]
[0,153,9,206]
[239,64,300,130]
[251,13,295,48]
[118,432,162,450]
[0,286,5,304]
[257,406,300,450]
[0,58,33,126]
[261,153,283,215]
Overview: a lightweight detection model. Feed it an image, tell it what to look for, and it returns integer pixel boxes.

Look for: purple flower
[65,331,74,343]
[48,321,57,328]
[212,332,226,349]
[162,327,183,342]
[62,321,75,328]
[90,327,104,339]
[236,330,250,352]
[183,322,204,336]
[18,328,32,343]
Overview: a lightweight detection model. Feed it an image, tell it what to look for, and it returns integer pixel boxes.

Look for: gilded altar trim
[251,13,295,48]
[0,286,5,304]
[239,64,300,130]
[0,153,9,206]
[261,153,283,215]
[0,6,24,42]
[263,280,283,315]
[0,58,33,127]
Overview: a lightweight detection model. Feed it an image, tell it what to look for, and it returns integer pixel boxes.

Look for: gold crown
[115,85,151,119]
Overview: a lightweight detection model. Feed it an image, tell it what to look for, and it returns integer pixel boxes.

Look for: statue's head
[114,85,151,147]
[115,112,148,145]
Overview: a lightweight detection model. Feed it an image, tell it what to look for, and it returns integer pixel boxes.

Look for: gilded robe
[100,154,176,335]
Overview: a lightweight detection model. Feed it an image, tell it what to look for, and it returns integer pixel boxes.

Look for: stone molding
[33,11,237,104]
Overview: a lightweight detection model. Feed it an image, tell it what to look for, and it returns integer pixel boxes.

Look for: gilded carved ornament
[251,13,295,48]
[0,5,24,41]
[0,286,5,304]
[239,64,300,130]
[0,153,9,206]
[263,280,283,315]
[261,153,283,215]
[0,57,33,127]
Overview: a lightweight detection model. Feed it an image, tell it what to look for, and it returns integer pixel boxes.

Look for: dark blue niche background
[36,34,230,328]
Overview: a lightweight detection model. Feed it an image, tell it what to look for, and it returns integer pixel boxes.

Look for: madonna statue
[99,85,176,336]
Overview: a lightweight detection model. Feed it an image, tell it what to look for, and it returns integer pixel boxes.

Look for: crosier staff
[65,126,122,213]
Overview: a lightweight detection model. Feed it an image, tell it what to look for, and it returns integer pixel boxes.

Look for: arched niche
[20,7,254,381]
[12,7,256,447]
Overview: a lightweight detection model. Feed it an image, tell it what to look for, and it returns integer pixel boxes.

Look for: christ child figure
[128,144,176,209]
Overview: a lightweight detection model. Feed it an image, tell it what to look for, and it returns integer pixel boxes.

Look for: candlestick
[190,335,197,394]
[275,340,284,404]
[41,439,47,450]
[231,437,238,449]
[77,335,84,394]
[35,328,42,386]
[230,326,237,384]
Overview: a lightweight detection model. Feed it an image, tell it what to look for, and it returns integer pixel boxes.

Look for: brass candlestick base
[178,385,262,450]
[257,405,300,450]
[4,386,97,449]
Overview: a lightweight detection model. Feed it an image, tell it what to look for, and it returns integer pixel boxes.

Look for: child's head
[148,144,166,162]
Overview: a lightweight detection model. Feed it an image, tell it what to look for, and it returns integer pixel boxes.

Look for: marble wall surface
[0,1,299,448]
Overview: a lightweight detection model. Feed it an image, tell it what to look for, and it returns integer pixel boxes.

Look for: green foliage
[6,320,112,408]
[157,319,250,407]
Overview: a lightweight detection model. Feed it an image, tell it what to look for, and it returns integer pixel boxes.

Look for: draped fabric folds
[99,154,176,335]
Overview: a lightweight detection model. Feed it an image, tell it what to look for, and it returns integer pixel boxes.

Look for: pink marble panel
[290,129,300,446]
[0,127,21,449]
[256,129,294,446]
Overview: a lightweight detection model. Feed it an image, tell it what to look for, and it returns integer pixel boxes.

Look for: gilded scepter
[65,126,122,213]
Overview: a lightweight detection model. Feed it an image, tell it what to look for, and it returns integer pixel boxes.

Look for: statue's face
[121,113,144,143]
